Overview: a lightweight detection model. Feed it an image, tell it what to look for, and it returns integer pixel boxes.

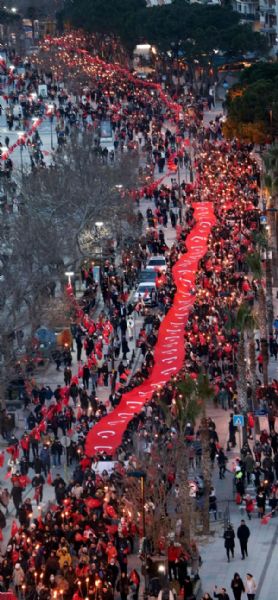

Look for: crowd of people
[0,31,277,600]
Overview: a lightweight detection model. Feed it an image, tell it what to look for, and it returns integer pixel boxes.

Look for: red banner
[85,202,216,456]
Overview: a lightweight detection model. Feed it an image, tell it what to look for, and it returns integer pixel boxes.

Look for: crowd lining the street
[0,33,277,600]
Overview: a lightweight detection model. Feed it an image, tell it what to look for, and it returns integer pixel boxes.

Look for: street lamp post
[262,236,274,338]
[17,133,25,175]
[47,104,55,150]
[95,221,104,280]
[65,271,74,287]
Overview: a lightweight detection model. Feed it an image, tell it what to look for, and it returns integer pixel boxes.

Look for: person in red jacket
[167,541,181,581]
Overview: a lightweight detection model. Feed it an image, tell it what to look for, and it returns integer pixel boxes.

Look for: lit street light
[65,271,74,286]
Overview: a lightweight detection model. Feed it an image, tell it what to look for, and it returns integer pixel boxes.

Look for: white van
[100,120,114,150]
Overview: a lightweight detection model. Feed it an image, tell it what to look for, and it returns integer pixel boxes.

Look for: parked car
[146,255,167,272]
[99,120,114,150]
[138,269,158,283]
[133,282,157,306]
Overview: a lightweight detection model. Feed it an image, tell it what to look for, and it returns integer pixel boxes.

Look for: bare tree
[121,375,211,554]
[0,137,141,406]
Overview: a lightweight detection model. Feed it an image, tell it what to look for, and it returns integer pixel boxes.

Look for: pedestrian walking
[230,573,245,600]
[51,439,63,467]
[256,488,266,517]
[244,496,254,520]
[64,366,72,386]
[224,524,235,562]
[213,586,230,599]
[32,473,45,505]
[40,445,51,476]
[82,364,90,389]
[237,520,250,559]
[228,414,237,449]
[121,335,130,360]
[217,448,227,479]
[12,563,25,594]
[245,574,256,599]
[11,482,22,516]
[76,334,83,361]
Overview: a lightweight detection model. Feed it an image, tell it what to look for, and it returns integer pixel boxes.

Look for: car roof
[139,270,157,279]
[137,281,156,288]
[148,255,165,261]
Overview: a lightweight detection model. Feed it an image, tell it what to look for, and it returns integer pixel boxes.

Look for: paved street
[0,95,56,170]
[0,42,277,600]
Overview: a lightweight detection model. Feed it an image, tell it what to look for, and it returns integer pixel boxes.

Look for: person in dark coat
[32,473,45,504]
[82,364,90,389]
[224,524,235,562]
[177,552,189,590]
[121,335,130,360]
[102,361,109,386]
[228,414,237,448]
[11,483,22,516]
[45,551,59,580]
[214,587,230,600]
[237,520,250,559]
[231,573,245,600]
[76,334,83,361]
[18,502,30,528]
[183,576,194,600]
[64,366,72,386]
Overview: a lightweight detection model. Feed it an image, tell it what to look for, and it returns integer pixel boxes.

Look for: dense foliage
[224,63,278,143]
[62,0,267,57]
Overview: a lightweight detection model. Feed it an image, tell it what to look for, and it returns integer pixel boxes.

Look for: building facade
[233,0,278,55]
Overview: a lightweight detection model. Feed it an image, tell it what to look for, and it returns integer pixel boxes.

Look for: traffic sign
[255,408,267,416]
[233,415,244,427]
[260,215,267,225]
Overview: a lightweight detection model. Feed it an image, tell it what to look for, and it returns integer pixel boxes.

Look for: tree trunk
[237,335,248,444]
[200,418,211,534]
[258,286,268,386]
[237,336,247,411]
[247,331,257,410]
[179,443,191,542]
